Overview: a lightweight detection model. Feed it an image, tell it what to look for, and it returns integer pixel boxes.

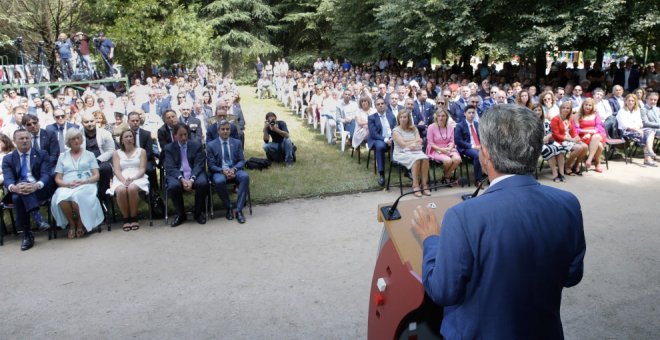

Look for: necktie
[20,153,28,181]
[32,136,40,150]
[470,123,480,146]
[222,141,231,167]
[135,129,140,148]
[180,144,192,180]
[58,127,65,151]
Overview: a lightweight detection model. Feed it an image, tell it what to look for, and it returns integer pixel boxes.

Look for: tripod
[35,43,47,84]
[73,43,92,81]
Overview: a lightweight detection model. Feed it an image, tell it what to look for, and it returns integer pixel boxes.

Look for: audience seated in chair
[80,112,116,202]
[617,94,656,166]
[51,128,104,239]
[575,98,606,172]
[108,129,150,231]
[2,129,53,251]
[454,105,486,186]
[367,98,397,186]
[207,120,249,224]
[164,123,209,227]
[426,108,461,185]
[551,101,588,176]
[392,109,430,196]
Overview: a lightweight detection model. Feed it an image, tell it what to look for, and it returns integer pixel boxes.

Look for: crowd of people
[0,72,286,251]
[258,56,660,187]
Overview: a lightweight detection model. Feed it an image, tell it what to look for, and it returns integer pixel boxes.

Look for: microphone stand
[461,178,486,201]
[381,178,468,221]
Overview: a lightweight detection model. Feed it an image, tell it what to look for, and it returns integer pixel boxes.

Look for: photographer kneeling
[262,112,294,167]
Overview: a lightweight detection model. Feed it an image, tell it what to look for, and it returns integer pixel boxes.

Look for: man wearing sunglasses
[22,114,59,172]
[46,109,79,153]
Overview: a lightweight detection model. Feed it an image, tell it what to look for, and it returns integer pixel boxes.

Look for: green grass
[238,86,384,204]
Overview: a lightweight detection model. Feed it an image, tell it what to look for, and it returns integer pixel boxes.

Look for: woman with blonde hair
[575,98,606,172]
[426,108,461,185]
[617,94,656,166]
[392,109,430,196]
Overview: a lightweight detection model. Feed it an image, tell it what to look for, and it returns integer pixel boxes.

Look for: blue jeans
[263,138,293,163]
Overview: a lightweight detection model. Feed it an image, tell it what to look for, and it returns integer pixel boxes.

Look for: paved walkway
[1,159,658,339]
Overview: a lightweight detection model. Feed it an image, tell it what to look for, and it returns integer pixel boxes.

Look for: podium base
[380,206,401,220]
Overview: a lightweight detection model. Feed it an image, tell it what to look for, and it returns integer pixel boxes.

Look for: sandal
[130,222,140,231]
[553,176,561,182]
[68,226,76,239]
[565,168,575,176]
[572,165,583,176]
[412,187,422,197]
[422,187,431,196]
[594,166,604,173]
[122,223,132,232]
[75,225,85,238]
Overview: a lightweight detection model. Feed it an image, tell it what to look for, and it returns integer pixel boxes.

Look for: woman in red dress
[575,98,606,172]
[551,101,588,176]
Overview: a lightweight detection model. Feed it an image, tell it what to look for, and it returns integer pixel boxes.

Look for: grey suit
[641,105,660,134]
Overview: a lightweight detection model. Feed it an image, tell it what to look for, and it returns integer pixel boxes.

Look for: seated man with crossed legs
[455,105,486,186]
[207,120,250,224]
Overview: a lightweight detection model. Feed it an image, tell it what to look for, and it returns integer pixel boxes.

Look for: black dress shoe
[170,215,187,228]
[21,232,34,251]
[225,209,234,220]
[235,211,246,224]
[195,214,207,225]
[377,175,385,187]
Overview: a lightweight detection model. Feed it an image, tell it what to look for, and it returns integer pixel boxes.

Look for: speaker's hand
[411,205,440,243]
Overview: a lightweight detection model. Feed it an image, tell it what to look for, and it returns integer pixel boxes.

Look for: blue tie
[222,141,232,167]
[20,153,28,181]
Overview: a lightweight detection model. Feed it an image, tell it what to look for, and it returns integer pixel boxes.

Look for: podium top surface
[377,194,462,276]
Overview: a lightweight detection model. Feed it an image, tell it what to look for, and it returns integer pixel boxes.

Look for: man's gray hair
[479,104,543,175]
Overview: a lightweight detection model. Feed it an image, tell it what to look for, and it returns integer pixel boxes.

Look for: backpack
[246,157,272,170]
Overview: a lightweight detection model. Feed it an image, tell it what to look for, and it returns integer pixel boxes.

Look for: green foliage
[88,0,213,71]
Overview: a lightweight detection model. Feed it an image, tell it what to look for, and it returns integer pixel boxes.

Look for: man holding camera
[95,31,114,78]
[262,112,294,167]
[55,33,74,81]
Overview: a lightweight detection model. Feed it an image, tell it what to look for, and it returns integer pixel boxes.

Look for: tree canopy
[1,0,657,77]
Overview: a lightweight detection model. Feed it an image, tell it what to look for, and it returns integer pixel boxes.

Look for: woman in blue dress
[51,128,105,238]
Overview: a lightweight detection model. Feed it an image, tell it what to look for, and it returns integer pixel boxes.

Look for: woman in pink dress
[426,108,461,185]
[575,98,606,172]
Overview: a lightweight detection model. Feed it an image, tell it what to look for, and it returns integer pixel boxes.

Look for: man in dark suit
[207,120,249,224]
[454,105,485,186]
[386,93,403,118]
[164,123,209,227]
[367,98,397,186]
[157,109,178,154]
[178,103,203,143]
[206,105,238,143]
[412,90,435,138]
[46,108,79,153]
[23,114,59,171]
[413,104,585,339]
[2,129,53,250]
[613,58,640,92]
[140,90,161,116]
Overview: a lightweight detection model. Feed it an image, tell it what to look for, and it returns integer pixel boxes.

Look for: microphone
[461,178,486,201]
[381,178,468,221]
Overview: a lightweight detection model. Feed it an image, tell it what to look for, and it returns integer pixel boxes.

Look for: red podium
[368,195,461,340]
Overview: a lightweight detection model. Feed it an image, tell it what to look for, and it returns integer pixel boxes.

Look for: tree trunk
[535,50,547,81]
[221,51,231,76]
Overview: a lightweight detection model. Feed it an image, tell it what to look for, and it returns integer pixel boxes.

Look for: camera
[269,120,276,126]
[38,41,44,47]
[13,37,23,46]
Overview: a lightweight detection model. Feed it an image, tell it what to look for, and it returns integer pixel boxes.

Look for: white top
[616,108,642,131]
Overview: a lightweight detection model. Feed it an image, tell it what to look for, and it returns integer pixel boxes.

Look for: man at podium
[412,104,586,339]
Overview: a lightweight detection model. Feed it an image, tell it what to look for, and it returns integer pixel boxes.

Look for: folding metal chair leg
[247,188,253,215]
[397,164,404,196]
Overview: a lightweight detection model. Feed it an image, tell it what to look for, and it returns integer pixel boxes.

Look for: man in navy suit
[454,105,485,185]
[206,105,239,143]
[386,92,403,118]
[164,123,208,227]
[23,114,59,171]
[367,98,397,186]
[46,109,79,153]
[412,90,436,138]
[413,104,585,339]
[140,90,161,116]
[207,120,249,224]
[2,129,53,250]
[613,58,640,92]
[178,104,204,143]
[608,85,625,114]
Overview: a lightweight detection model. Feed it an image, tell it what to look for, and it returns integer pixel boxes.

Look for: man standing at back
[413,104,585,339]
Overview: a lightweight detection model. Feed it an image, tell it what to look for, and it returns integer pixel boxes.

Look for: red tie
[470,123,480,146]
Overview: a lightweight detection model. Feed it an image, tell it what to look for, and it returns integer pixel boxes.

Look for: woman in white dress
[108,129,149,231]
[51,128,105,238]
[392,109,430,197]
